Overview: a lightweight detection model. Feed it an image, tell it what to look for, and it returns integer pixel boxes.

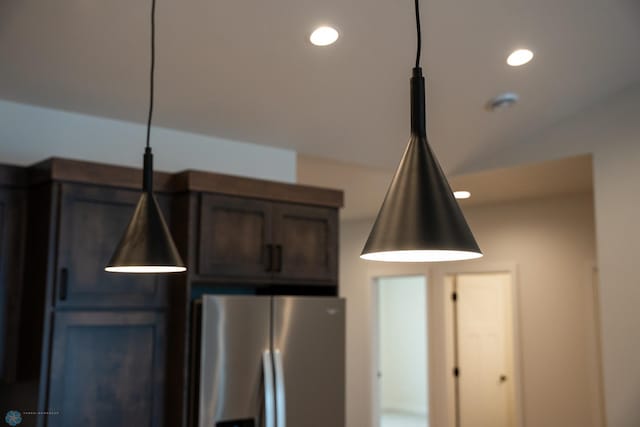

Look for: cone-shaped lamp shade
[105,149,186,273]
[361,68,482,262]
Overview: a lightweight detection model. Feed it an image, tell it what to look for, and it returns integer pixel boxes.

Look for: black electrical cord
[415,0,422,68]
[145,0,156,149]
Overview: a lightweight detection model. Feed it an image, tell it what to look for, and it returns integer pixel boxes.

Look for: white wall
[341,193,598,427]
[458,83,640,427]
[378,276,428,416]
[0,100,296,182]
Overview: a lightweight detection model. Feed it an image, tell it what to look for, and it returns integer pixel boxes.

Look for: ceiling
[0,0,639,173]
[298,154,593,220]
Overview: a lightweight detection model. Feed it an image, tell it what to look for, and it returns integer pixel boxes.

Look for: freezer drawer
[199,296,272,427]
[272,297,346,427]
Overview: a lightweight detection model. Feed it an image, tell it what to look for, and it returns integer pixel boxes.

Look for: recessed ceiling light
[310,26,339,46]
[507,49,534,66]
[454,191,471,200]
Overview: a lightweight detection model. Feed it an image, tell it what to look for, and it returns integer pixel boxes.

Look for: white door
[454,272,515,427]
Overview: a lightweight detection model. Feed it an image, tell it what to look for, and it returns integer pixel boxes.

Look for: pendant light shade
[106,149,186,273]
[105,193,186,273]
[360,67,482,261]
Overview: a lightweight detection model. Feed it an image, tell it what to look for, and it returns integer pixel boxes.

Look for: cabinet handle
[265,244,274,272]
[59,268,68,301]
[275,245,283,273]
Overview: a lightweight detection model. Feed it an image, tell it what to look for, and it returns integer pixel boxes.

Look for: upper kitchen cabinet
[272,203,338,283]
[187,170,342,285]
[55,183,170,308]
[22,159,341,296]
[197,196,338,284]
[0,167,26,383]
[198,194,273,279]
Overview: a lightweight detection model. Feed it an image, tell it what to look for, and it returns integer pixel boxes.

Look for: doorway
[446,272,518,427]
[376,275,429,427]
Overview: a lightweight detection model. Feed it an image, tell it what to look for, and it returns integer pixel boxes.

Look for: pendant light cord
[415,0,421,68]
[146,0,156,149]
[141,0,156,193]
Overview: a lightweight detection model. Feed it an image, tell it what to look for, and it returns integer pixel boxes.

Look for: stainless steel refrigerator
[197,295,345,427]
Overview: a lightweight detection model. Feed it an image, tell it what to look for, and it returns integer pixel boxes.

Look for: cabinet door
[272,203,338,283]
[0,188,25,382]
[47,311,166,427]
[198,194,272,279]
[56,184,168,307]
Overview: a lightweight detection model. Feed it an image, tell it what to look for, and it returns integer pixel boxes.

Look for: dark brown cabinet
[272,203,337,282]
[197,194,338,284]
[198,194,272,279]
[47,311,166,427]
[0,187,25,383]
[0,158,342,427]
[55,184,168,308]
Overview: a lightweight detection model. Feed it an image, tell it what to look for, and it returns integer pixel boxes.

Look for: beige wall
[341,193,598,427]
[458,83,640,427]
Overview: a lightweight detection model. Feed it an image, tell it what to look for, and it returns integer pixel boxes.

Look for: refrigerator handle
[262,350,276,427]
[274,349,286,427]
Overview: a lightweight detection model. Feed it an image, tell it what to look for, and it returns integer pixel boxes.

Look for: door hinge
[453,367,460,377]
[451,292,457,302]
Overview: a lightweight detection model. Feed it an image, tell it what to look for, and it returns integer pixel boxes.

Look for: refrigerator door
[199,295,274,427]
[272,297,346,427]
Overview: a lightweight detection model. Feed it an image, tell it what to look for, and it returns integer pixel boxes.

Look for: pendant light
[105,0,186,273]
[360,0,482,262]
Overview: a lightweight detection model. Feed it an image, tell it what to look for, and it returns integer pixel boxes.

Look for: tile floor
[381,412,428,427]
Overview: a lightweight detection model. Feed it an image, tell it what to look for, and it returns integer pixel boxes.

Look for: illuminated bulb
[507,49,534,66]
[105,266,187,273]
[310,26,339,46]
[454,191,471,199]
[360,250,483,262]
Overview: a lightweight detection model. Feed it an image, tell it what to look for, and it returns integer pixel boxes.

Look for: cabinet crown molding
[22,157,343,208]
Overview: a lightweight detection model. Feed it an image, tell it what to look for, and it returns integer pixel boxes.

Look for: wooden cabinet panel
[273,203,338,283]
[198,194,272,279]
[47,311,166,427]
[56,184,168,307]
[0,188,25,383]
[197,194,338,284]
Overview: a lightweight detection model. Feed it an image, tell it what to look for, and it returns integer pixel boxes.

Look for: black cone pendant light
[361,0,482,262]
[105,0,186,273]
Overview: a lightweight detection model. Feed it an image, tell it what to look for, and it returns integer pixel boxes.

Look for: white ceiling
[0,0,639,173]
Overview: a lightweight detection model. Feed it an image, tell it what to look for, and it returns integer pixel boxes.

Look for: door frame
[430,262,525,427]
[368,262,431,427]
[583,261,607,427]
